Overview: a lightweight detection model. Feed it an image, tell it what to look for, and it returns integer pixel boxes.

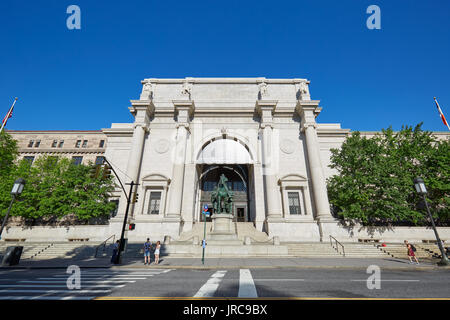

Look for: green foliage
[327,123,449,226]
[0,132,117,222]
[0,131,18,177]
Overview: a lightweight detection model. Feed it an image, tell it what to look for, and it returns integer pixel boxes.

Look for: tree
[0,131,18,177]
[1,154,117,223]
[327,123,449,226]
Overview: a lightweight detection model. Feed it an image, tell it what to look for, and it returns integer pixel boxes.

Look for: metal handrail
[330,235,345,257]
[95,235,115,258]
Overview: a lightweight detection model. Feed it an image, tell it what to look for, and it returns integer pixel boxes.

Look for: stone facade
[7,130,106,165]
[4,77,450,244]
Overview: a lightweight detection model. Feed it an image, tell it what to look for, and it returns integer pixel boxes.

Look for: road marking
[351,280,420,282]
[0,296,95,300]
[0,289,112,293]
[20,280,136,284]
[0,284,126,288]
[194,270,227,298]
[238,269,258,298]
[253,279,305,282]
[38,276,147,280]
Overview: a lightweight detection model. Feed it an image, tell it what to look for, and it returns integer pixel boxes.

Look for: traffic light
[102,164,112,179]
[132,193,139,203]
[128,223,135,231]
[90,165,101,178]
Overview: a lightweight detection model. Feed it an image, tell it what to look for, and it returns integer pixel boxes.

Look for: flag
[434,97,450,131]
[0,98,17,133]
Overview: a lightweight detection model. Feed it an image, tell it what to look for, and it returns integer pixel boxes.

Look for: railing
[95,235,115,258]
[330,235,345,257]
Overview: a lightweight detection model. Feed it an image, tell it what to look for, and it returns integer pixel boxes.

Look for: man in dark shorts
[143,238,152,265]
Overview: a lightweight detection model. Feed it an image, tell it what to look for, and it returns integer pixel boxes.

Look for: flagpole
[0,97,18,134]
[434,97,450,131]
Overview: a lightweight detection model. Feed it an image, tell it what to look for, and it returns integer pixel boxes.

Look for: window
[75,140,81,148]
[288,192,301,215]
[148,192,162,215]
[110,200,119,217]
[51,140,58,148]
[203,181,217,192]
[58,140,64,148]
[34,140,41,148]
[99,140,105,148]
[72,156,83,165]
[82,140,88,148]
[23,156,35,164]
[27,140,34,147]
[233,181,246,192]
[95,156,105,165]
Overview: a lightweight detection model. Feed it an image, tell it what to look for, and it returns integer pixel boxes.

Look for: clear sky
[1,0,450,132]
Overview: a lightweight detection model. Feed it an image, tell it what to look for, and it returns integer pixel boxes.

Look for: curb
[1,264,449,271]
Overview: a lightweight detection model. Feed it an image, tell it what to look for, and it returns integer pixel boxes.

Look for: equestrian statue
[211,174,234,214]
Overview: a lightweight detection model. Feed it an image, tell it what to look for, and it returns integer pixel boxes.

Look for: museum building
[7,78,450,244]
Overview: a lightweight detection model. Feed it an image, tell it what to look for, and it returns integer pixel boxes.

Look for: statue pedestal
[208,213,241,244]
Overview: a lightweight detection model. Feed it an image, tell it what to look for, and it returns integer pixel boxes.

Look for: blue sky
[1,0,450,132]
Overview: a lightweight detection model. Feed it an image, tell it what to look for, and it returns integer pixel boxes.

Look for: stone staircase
[377,243,439,260]
[176,222,271,244]
[286,242,341,257]
[0,241,102,260]
[286,242,391,258]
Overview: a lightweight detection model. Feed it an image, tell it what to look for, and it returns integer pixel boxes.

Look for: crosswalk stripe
[194,270,227,298]
[0,290,112,293]
[20,280,136,284]
[0,285,126,288]
[0,296,95,300]
[0,269,173,299]
[238,269,258,298]
[38,276,147,280]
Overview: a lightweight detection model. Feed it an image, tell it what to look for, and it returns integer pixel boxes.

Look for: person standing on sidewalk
[154,241,161,265]
[143,238,153,265]
[111,240,120,264]
[404,240,419,265]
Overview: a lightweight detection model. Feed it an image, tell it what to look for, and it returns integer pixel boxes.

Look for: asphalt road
[0,267,448,300]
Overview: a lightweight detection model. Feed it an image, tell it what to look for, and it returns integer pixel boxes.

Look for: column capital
[296,100,322,130]
[173,100,195,125]
[300,122,318,133]
[129,100,154,128]
[295,99,321,113]
[256,100,277,128]
[133,123,150,133]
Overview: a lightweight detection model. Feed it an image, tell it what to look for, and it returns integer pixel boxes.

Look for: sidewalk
[1,255,448,270]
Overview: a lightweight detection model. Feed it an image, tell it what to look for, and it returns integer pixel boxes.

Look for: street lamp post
[201,204,208,265]
[115,181,137,264]
[0,178,26,240]
[413,177,449,266]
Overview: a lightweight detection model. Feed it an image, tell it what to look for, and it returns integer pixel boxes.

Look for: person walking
[143,238,152,265]
[404,240,419,265]
[111,240,120,264]
[154,241,161,265]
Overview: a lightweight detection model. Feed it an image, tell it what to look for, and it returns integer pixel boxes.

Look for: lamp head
[413,177,427,195]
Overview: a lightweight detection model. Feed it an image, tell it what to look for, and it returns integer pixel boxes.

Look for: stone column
[256,100,283,220]
[166,101,194,220]
[114,100,153,221]
[296,100,333,221]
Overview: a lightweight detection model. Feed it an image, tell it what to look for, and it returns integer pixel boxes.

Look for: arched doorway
[193,136,255,223]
